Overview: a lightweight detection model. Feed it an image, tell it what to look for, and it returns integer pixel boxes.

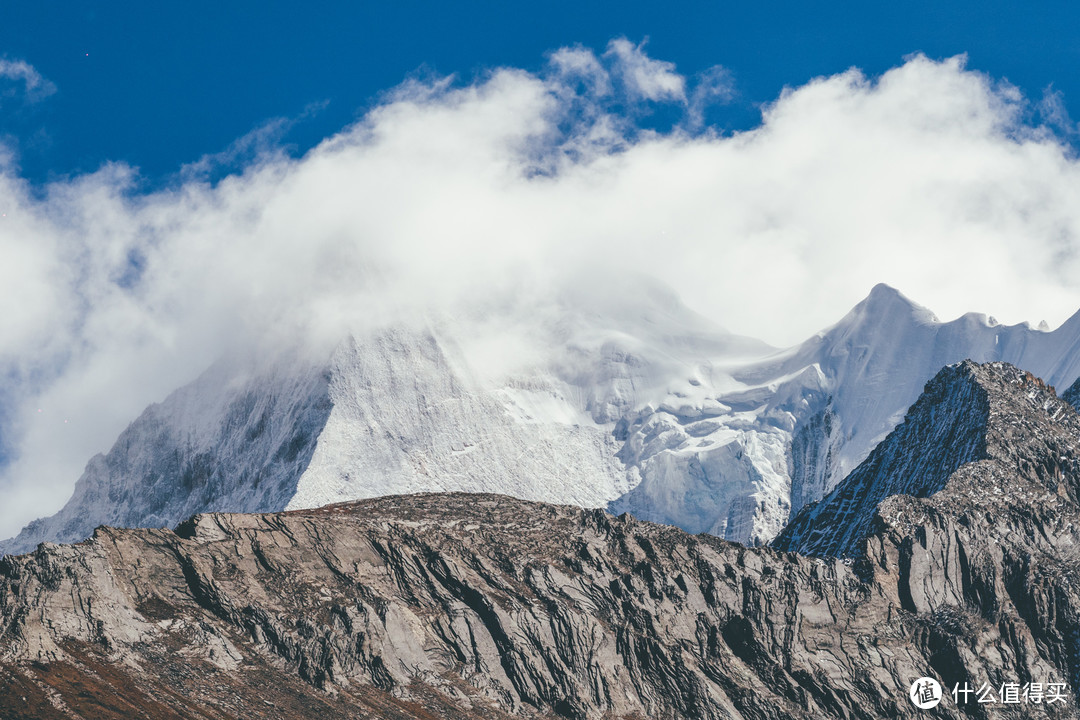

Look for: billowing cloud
[2,45,1080,538]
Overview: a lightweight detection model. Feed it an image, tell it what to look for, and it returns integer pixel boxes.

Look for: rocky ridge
[3,361,1080,718]
[774,361,1080,559]
[771,361,994,557]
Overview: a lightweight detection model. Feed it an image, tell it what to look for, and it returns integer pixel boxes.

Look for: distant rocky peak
[976,361,1076,452]
[773,360,1080,558]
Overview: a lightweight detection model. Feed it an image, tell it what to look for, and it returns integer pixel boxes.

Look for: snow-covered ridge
[5,281,1080,555]
[737,283,1080,519]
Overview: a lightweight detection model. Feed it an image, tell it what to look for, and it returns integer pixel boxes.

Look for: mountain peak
[852,282,938,323]
[867,281,903,300]
[772,360,1079,558]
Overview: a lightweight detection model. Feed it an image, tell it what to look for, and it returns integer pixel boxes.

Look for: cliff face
[771,361,993,557]
[3,361,1080,719]
[6,496,903,720]
[0,351,335,557]
[773,361,1077,558]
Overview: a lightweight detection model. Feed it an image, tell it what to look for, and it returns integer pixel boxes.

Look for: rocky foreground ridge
[3,361,1080,718]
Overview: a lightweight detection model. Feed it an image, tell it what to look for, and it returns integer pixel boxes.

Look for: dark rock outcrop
[1062,375,1080,412]
[772,361,994,557]
[2,361,1080,718]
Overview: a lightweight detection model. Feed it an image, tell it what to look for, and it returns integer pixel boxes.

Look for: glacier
[5,281,1080,555]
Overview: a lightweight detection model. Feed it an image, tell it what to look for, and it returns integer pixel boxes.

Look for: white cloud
[686,65,736,129]
[3,46,1080,538]
[0,58,56,103]
[549,46,612,97]
[604,38,686,102]
[1039,85,1077,136]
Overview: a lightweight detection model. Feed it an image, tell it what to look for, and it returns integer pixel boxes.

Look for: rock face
[771,361,993,557]
[1062,375,1080,411]
[3,361,1080,719]
[774,361,1079,559]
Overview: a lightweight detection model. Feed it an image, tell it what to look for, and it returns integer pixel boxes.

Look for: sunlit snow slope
[4,282,1080,555]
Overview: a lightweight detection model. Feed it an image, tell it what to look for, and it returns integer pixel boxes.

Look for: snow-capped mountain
[5,282,1080,555]
[604,284,1080,545]
[0,279,773,553]
[729,283,1080,518]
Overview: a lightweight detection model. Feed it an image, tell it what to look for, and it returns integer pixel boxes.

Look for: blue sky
[6,2,1080,535]
[3,1,1079,184]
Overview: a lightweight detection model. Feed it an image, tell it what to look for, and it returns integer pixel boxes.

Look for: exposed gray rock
[773,361,992,557]
[3,361,1080,718]
[1062,375,1080,411]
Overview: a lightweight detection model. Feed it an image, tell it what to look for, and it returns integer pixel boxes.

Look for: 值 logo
[910,677,942,709]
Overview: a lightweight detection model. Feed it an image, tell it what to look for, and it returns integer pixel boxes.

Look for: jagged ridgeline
[3,360,1080,718]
